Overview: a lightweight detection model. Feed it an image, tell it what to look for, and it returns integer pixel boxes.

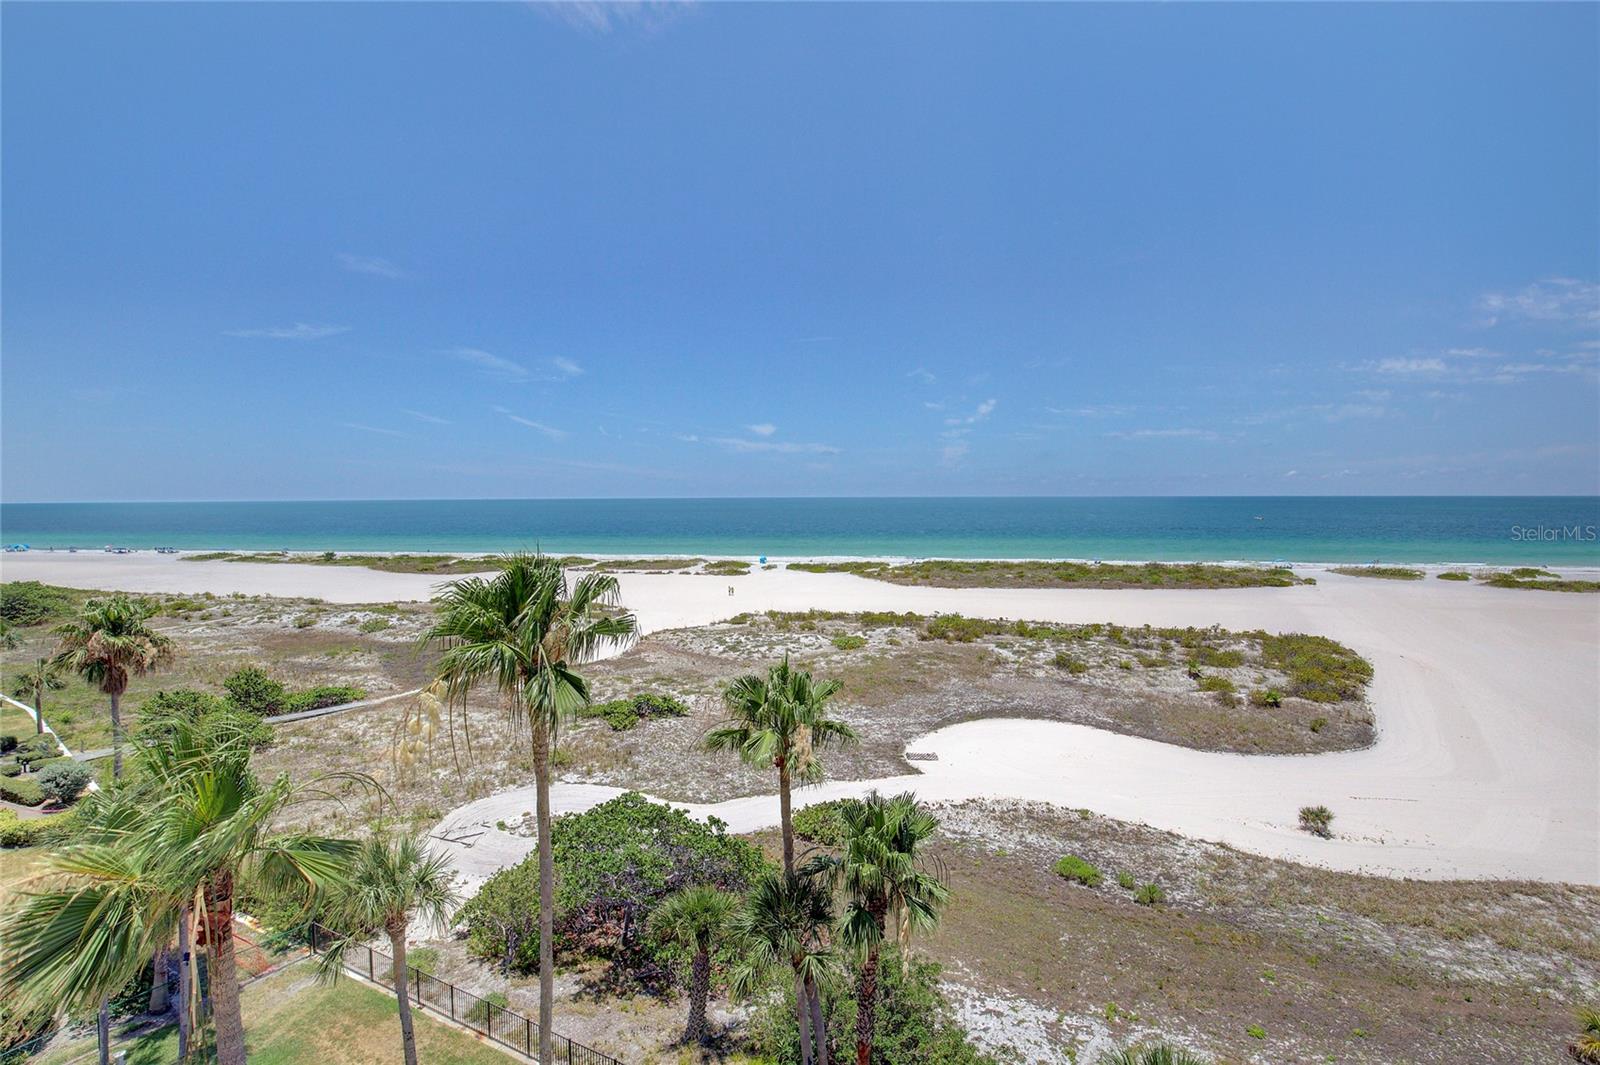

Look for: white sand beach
[6,551,1598,886]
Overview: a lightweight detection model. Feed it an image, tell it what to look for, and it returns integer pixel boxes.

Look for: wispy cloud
[341,422,405,437]
[493,406,568,439]
[401,409,450,425]
[940,440,970,465]
[224,323,349,341]
[943,399,997,428]
[337,253,408,279]
[552,356,584,378]
[907,367,937,385]
[705,436,840,455]
[1373,357,1447,375]
[1477,278,1600,326]
[533,1,691,35]
[448,347,530,381]
[746,423,777,437]
[1107,427,1220,441]
[1043,404,1133,417]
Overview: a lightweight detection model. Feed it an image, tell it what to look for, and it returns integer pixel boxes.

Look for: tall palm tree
[53,595,175,778]
[649,885,736,1046]
[706,658,857,875]
[12,656,68,735]
[424,553,636,1065]
[316,833,458,1065]
[730,870,837,1065]
[810,792,949,1065]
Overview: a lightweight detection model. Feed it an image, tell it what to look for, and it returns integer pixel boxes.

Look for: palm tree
[706,658,857,876]
[1572,1006,1600,1064]
[649,885,736,1046]
[12,656,67,736]
[730,870,837,1065]
[53,595,174,778]
[424,553,636,1065]
[810,792,948,1065]
[317,833,458,1065]
[1099,1046,1209,1065]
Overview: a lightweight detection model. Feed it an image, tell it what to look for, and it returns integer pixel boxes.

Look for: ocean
[2,497,1598,565]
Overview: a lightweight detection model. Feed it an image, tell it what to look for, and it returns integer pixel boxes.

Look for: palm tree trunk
[685,946,710,1044]
[854,943,880,1065]
[108,689,123,779]
[533,722,555,1065]
[793,970,813,1065]
[204,872,247,1065]
[777,758,794,874]
[33,684,44,735]
[806,973,829,1065]
[95,999,110,1065]
[388,924,419,1065]
[177,907,193,1061]
[149,942,170,1014]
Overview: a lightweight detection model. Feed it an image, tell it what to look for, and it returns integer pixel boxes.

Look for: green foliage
[1053,854,1102,887]
[1134,883,1166,906]
[1099,1044,1209,1065]
[1188,646,1244,668]
[137,690,274,747]
[1196,675,1236,694]
[357,617,391,633]
[1257,633,1373,703]
[1308,716,1329,734]
[1246,1024,1266,1039]
[703,559,752,576]
[0,774,44,806]
[923,614,1007,643]
[792,800,850,848]
[1481,574,1599,593]
[830,633,867,651]
[35,760,92,804]
[223,666,288,715]
[14,734,61,769]
[0,806,76,847]
[282,685,366,713]
[0,581,76,626]
[1299,805,1335,838]
[788,559,1305,589]
[1249,687,1284,708]
[1436,571,1472,581]
[0,736,16,755]
[464,991,509,1025]
[460,793,767,990]
[406,946,440,973]
[1508,567,1557,579]
[1570,1005,1600,1064]
[581,691,690,731]
[1116,870,1137,890]
[1052,651,1090,674]
[748,949,997,1064]
[1329,566,1424,580]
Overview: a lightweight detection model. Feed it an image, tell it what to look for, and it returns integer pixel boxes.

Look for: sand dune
[7,552,1597,884]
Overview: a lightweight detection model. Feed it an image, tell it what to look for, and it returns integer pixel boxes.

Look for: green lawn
[30,961,516,1065]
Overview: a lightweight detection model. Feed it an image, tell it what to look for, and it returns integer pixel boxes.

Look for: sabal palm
[649,885,736,1046]
[12,656,67,736]
[53,595,175,778]
[810,791,948,1065]
[706,658,857,875]
[425,553,636,1065]
[1099,1046,1209,1065]
[731,870,837,1065]
[317,833,458,1065]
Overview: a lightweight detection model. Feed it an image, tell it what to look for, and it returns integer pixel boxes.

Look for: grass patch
[830,633,867,651]
[181,552,499,575]
[591,558,705,571]
[1436,571,1472,581]
[787,559,1309,589]
[1053,854,1103,887]
[1329,566,1424,580]
[701,559,752,576]
[1480,573,1599,593]
[579,692,691,731]
[1257,633,1373,703]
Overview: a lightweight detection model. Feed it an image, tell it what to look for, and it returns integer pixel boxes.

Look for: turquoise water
[2,497,1598,565]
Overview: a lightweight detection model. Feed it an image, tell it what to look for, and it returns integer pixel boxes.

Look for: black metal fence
[307,923,624,1065]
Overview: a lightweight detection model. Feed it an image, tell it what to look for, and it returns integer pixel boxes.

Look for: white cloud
[552,356,584,378]
[534,1,691,35]
[1374,357,1446,375]
[337,253,407,279]
[401,409,450,425]
[1043,404,1133,417]
[449,347,530,381]
[493,406,567,439]
[341,422,405,437]
[224,323,349,341]
[705,436,839,455]
[1107,428,1220,441]
[1477,278,1600,326]
[944,399,997,427]
[940,440,970,465]
[746,423,777,437]
[907,367,937,385]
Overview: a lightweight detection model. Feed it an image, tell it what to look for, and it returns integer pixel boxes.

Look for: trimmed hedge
[0,807,77,847]
[0,775,45,807]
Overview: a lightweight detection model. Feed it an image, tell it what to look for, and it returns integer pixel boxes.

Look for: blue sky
[2,2,1596,501]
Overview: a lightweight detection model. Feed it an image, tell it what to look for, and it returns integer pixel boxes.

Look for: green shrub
[923,614,1007,643]
[1116,870,1136,890]
[223,666,287,715]
[0,581,76,626]
[580,692,689,731]
[830,633,867,651]
[0,807,78,847]
[0,736,16,755]
[0,763,20,778]
[1098,1044,1209,1065]
[357,617,391,633]
[1053,855,1102,887]
[1189,646,1244,669]
[281,686,366,713]
[14,735,61,771]
[1298,805,1335,838]
[406,946,440,974]
[1329,566,1423,580]
[1436,571,1472,581]
[36,760,92,805]
[464,991,509,1025]
[0,775,45,807]
[1134,883,1166,906]
[293,614,317,629]
[1257,633,1372,703]
[1249,687,1284,708]
[1308,716,1329,734]
[1196,675,1235,694]
[1246,1024,1266,1039]
[1508,567,1556,579]
[460,793,766,990]
[793,800,850,847]
[1052,651,1089,674]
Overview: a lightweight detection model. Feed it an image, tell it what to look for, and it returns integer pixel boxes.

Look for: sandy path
[6,553,1597,884]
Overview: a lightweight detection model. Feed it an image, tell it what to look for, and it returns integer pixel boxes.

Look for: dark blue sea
[2,497,1598,565]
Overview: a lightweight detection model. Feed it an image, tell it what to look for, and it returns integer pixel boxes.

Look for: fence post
[413,966,420,1004]
[450,984,455,1020]
[367,945,374,982]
